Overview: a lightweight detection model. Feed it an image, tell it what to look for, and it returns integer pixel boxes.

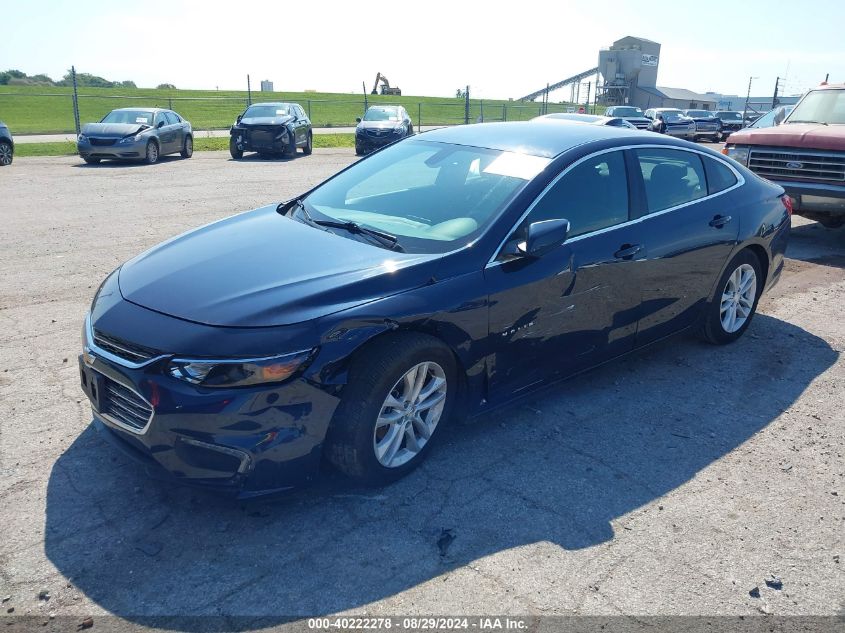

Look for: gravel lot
[0,150,843,629]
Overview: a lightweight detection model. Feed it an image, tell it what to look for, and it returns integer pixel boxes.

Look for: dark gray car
[355,105,414,155]
[229,102,313,159]
[77,108,193,165]
[0,121,13,166]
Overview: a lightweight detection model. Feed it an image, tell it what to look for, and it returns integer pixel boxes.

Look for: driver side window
[521,150,630,239]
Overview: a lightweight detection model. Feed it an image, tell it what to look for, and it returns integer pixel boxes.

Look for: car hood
[358,120,401,130]
[239,115,294,127]
[118,205,441,328]
[728,123,845,151]
[82,122,150,137]
[622,116,650,124]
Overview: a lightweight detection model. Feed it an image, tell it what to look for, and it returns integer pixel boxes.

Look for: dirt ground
[0,151,843,630]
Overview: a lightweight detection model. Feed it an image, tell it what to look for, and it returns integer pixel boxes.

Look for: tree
[156,83,176,90]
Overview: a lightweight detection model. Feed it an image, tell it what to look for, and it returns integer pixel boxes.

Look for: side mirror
[236,114,243,123]
[517,219,570,257]
[356,117,362,123]
[157,120,165,128]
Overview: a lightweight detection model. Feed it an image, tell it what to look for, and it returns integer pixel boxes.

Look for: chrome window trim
[84,313,169,369]
[486,143,746,267]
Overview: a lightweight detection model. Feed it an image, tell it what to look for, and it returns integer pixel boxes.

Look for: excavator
[371,72,402,96]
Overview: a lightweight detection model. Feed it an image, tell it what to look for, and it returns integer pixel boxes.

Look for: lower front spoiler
[93,418,301,499]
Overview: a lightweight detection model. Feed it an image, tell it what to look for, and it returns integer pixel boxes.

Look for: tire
[229,137,243,159]
[144,140,159,164]
[82,157,100,165]
[699,250,764,345]
[325,333,457,485]
[355,145,363,156]
[180,135,193,158]
[302,132,313,155]
[284,138,297,158]
[0,141,12,166]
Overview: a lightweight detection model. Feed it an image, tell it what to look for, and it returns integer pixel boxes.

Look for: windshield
[244,104,290,118]
[662,111,686,122]
[101,110,155,125]
[749,106,793,129]
[302,140,550,254]
[786,89,845,124]
[363,107,400,122]
[716,112,742,120]
[685,110,712,118]
[611,107,643,116]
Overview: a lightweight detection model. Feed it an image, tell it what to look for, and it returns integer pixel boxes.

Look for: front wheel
[700,250,763,345]
[0,141,13,166]
[180,135,193,158]
[144,140,159,164]
[229,137,243,159]
[82,156,100,165]
[325,333,456,485]
[302,131,313,155]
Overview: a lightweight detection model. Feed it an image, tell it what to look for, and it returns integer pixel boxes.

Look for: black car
[713,111,744,140]
[355,105,413,155]
[80,122,790,496]
[0,120,14,166]
[605,106,651,129]
[682,110,722,142]
[230,102,313,159]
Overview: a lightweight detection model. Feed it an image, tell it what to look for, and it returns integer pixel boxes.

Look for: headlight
[723,145,749,165]
[118,135,137,144]
[168,349,315,388]
[78,134,88,143]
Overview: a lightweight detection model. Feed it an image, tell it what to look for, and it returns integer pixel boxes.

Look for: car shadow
[231,153,302,163]
[786,221,845,269]
[44,314,837,626]
[72,156,186,169]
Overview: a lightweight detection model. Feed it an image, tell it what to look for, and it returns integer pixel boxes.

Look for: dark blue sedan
[80,122,791,496]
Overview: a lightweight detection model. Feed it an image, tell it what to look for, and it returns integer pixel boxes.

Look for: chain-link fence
[0,88,595,136]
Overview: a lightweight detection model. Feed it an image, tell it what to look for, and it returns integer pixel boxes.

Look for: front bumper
[78,138,144,160]
[231,127,291,154]
[79,313,340,497]
[355,130,404,152]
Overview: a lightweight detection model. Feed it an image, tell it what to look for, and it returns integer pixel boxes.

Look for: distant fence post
[418,103,421,130]
[307,100,312,119]
[71,65,81,136]
[247,74,252,106]
[168,97,173,110]
[480,99,484,122]
[464,85,470,125]
[362,82,368,114]
[502,103,506,121]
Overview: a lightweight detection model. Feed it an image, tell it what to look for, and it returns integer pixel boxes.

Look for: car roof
[536,113,608,123]
[415,121,651,158]
[112,107,162,113]
[249,102,294,107]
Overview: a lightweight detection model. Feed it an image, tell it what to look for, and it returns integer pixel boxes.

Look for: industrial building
[260,80,274,92]
[596,36,716,110]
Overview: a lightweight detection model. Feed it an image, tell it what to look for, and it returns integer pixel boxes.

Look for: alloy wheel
[147,142,158,163]
[373,361,447,468]
[720,263,757,333]
[0,142,11,166]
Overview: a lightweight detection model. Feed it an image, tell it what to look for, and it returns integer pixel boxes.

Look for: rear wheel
[0,141,12,166]
[144,140,159,164]
[700,250,763,345]
[180,135,193,158]
[229,137,243,159]
[302,131,313,155]
[325,333,456,485]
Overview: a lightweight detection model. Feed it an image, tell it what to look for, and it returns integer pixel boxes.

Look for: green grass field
[0,85,602,135]
[15,133,356,157]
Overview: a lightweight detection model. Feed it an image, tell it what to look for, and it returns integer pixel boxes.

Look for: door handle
[709,215,733,228]
[614,244,643,259]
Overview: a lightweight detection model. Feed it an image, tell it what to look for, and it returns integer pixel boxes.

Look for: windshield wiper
[288,199,403,252]
[787,119,828,125]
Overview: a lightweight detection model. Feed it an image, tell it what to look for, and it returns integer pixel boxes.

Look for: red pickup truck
[723,83,845,228]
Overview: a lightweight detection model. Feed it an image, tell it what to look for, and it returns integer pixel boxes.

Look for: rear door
[629,147,741,345]
[484,149,644,401]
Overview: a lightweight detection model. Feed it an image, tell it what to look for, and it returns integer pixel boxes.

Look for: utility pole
[363,81,368,113]
[71,65,81,136]
[247,74,252,106]
[464,85,470,125]
[742,76,757,127]
[772,76,781,108]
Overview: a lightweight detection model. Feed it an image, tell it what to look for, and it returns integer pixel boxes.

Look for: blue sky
[1,0,843,99]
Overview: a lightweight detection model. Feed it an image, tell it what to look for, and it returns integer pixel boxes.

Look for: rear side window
[635,148,706,213]
[527,150,629,238]
[703,156,737,194]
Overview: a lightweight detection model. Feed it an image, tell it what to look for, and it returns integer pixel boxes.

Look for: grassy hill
[0,85,601,135]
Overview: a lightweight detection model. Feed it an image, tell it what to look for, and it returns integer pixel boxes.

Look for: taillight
[780,195,793,216]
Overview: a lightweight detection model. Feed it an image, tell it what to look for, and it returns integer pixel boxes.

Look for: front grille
[90,138,116,146]
[365,128,390,137]
[749,149,845,182]
[100,377,153,431]
[93,328,159,364]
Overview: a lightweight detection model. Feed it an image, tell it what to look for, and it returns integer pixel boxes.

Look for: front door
[484,149,644,401]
